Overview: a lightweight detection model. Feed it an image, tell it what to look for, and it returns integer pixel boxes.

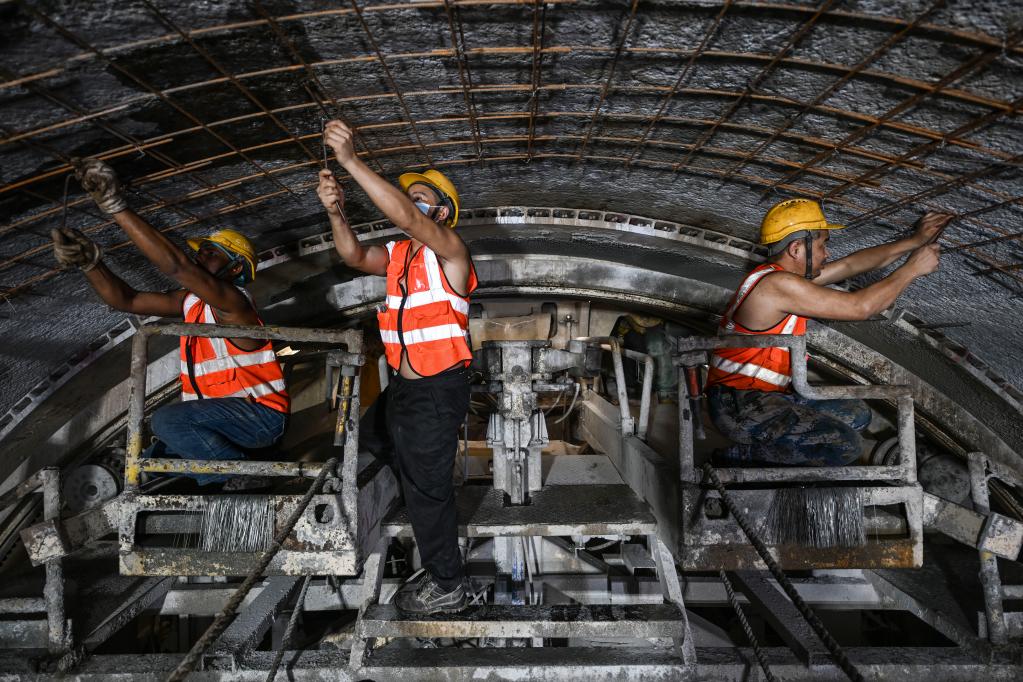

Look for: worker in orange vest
[319,120,475,614]
[706,199,951,466]
[53,158,289,490]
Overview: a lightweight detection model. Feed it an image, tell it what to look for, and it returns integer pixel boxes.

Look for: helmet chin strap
[213,257,244,284]
[804,234,813,280]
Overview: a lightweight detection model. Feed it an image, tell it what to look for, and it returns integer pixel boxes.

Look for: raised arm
[316,170,389,276]
[323,121,469,265]
[112,210,256,321]
[74,159,256,323]
[52,227,186,317]
[756,244,940,322]
[815,212,952,286]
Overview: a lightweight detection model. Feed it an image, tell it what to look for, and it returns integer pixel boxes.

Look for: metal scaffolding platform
[383,483,658,539]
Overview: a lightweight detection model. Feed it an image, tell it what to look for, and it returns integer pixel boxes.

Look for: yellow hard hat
[760,198,845,245]
[399,169,460,228]
[187,229,257,283]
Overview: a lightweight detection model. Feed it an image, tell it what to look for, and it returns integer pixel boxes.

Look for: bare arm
[765,244,940,321]
[83,261,187,317]
[110,209,256,323]
[316,170,389,276]
[815,212,952,286]
[324,121,470,266]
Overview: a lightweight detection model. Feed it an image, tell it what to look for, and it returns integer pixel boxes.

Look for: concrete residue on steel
[1,0,1022,427]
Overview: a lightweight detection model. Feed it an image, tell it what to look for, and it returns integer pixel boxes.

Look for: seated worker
[53,158,289,488]
[317,120,475,615]
[706,198,949,466]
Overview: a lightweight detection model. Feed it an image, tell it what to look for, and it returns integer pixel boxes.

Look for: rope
[264,574,312,682]
[166,456,339,682]
[701,463,864,682]
[719,570,778,682]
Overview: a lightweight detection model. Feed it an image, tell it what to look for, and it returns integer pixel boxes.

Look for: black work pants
[360,366,469,591]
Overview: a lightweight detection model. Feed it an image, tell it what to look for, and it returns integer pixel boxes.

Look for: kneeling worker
[54,159,289,487]
[318,120,475,614]
[707,198,950,466]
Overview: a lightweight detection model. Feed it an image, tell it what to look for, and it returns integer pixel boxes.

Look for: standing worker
[318,120,475,614]
[53,158,289,488]
[706,198,951,466]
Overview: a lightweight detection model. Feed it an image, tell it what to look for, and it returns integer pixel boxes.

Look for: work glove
[51,227,101,272]
[72,157,128,214]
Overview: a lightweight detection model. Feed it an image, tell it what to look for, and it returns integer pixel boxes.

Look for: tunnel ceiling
[2,0,1023,417]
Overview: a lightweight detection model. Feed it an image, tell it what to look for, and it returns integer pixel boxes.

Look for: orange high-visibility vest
[705,263,807,393]
[179,291,290,413]
[377,240,477,376]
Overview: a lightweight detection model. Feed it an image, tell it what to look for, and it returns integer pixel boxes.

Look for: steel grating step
[358,603,685,639]
[361,644,685,678]
[383,484,657,538]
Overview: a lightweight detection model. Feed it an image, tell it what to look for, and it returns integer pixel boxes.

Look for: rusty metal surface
[682,538,920,572]
[383,484,657,539]
[681,484,923,570]
[358,603,686,640]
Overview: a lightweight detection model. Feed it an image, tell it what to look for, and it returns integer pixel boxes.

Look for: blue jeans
[143,398,288,485]
[707,385,871,466]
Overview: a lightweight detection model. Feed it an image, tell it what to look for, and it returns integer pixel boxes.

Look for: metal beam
[731,570,830,666]
[923,492,1023,560]
[213,577,302,656]
[865,569,990,660]
[6,646,1022,681]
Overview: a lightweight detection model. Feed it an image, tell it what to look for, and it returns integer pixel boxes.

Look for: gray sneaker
[394,572,467,615]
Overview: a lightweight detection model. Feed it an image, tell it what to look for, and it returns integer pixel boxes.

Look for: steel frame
[673,334,923,570]
[114,322,398,578]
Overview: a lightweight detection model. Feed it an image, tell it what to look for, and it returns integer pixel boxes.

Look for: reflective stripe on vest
[706,264,807,393]
[179,292,290,413]
[377,240,476,376]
